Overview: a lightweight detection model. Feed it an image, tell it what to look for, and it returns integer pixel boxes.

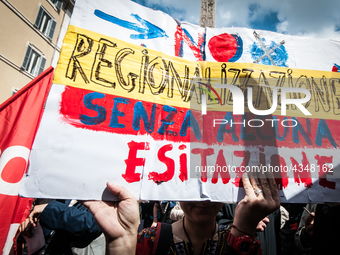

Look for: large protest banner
[18,15,340,203]
[0,67,53,253]
[69,0,340,71]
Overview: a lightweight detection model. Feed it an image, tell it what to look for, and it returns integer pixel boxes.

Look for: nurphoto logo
[200,83,311,116]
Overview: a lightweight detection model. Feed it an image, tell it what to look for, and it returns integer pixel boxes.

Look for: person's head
[179,201,223,224]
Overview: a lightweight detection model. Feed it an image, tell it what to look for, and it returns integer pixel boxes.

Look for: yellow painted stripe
[53,25,340,120]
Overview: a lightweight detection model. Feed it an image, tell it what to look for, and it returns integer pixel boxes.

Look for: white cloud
[215,0,340,40]
[275,0,340,40]
[276,20,288,34]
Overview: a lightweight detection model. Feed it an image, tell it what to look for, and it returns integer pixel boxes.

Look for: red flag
[0,67,54,254]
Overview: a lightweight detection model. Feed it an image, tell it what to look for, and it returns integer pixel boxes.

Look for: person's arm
[295,207,315,253]
[29,204,48,226]
[223,173,280,255]
[37,200,101,238]
[151,202,160,227]
[19,219,45,255]
[255,216,270,232]
[84,183,139,255]
[300,214,314,247]
[231,172,280,238]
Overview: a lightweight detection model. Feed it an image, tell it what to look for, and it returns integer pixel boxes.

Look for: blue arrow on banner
[94,9,168,40]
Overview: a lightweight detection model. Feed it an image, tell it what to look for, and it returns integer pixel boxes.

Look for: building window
[34,6,57,40]
[11,88,19,96]
[50,0,63,10]
[22,45,46,77]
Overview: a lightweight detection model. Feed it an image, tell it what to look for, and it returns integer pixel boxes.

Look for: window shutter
[56,0,63,10]
[22,46,32,70]
[34,7,44,28]
[38,56,46,75]
[48,20,57,40]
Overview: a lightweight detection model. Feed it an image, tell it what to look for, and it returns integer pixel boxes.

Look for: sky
[131,0,340,41]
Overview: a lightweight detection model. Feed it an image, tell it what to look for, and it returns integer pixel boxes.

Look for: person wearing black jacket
[21,199,103,255]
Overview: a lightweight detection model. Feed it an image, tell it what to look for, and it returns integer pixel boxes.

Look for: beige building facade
[0,0,74,104]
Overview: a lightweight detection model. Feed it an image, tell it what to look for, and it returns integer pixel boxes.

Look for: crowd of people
[14,173,339,255]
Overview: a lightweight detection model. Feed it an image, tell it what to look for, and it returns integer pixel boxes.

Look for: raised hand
[83,183,139,255]
[256,216,270,232]
[29,204,48,226]
[305,213,315,237]
[232,172,280,237]
[19,218,33,238]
